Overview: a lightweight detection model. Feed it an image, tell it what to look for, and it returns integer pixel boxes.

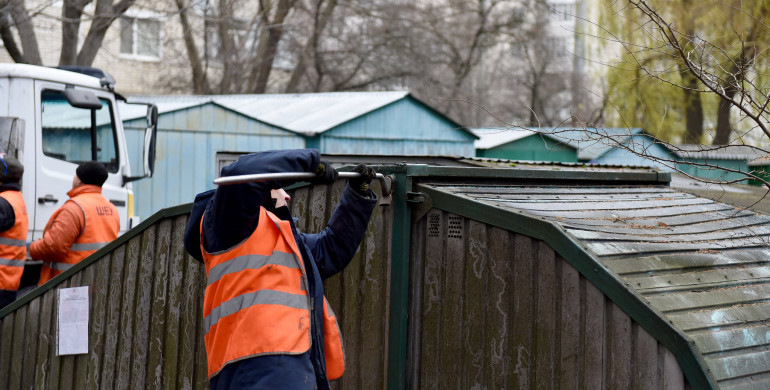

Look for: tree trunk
[679,66,703,143]
[676,12,704,144]
[59,0,90,65]
[4,0,42,64]
[76,0,136,66]
[175,0,210,94]
[714,97,732,145]
[714,44,757,145]
[284,0,336,93]
[529,75,540,126]
[248,0,296,93]
[217,0,236,93]
[0,12,25,63]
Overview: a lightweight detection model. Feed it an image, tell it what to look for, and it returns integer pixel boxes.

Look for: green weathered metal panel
[387,166,410,390]
[477,134,579,162]
[404,164,671,184]
[677,158,751,183]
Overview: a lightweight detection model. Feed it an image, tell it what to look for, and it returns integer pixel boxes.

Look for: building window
[120,17,161,59]
[549,2,574,22]
[547,37,568,58]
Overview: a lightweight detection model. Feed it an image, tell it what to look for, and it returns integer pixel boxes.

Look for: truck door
[33,82,128,238]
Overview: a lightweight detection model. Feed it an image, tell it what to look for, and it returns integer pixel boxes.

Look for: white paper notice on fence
[57,286,89,355]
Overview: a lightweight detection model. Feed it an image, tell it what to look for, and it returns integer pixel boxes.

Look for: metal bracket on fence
[213,172,395,200]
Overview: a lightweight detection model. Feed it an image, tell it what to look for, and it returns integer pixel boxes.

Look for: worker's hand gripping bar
[213,172,394,198]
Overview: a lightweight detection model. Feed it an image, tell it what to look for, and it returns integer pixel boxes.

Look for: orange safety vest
[201,206,345,379]
[0,191,27,291]
[39,192,119,285]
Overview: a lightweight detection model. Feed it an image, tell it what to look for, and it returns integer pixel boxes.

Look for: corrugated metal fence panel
[409,209,686,389]
[288,180,392,390]
[0,212,209,389]
[124,104,305,220]
[320,99,475,156]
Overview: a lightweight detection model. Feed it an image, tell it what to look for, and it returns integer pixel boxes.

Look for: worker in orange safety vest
[0,154,27,307]
[31,161,119,285]
[184,149,378,390]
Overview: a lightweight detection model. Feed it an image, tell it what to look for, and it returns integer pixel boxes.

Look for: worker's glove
[310,160,338,184]
[349,164,375,195]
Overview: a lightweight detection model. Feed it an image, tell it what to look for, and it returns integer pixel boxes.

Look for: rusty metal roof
[417,176,770,389]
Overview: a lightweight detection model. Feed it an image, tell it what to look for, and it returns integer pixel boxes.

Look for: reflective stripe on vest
[202,206,311,378]
[39,193,119,285]
[42,261,74,272]
[0,191,27,291]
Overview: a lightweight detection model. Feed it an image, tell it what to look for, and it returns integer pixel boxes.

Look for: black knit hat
[76,161,108,186]
[0,154,23,183]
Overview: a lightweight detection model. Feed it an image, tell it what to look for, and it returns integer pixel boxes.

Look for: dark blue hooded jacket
[184,149,378,390]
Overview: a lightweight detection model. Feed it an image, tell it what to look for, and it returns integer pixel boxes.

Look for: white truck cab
[0,63,157,240]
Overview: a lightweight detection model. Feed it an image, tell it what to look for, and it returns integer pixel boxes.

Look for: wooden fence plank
[358,202,388,390]
[178,251,203,390]
[59,272,84,390]
[420,210,444,390]
[509,234,534,389]
[607,304,632,389]
[407,216,426,389]
[461,220,487,389]
[101,245,126,389]
[634,326,659,389]
[485,227,511,390]
[558,260,580,390]
[289,186,310,232]
[193,261,209,390]
[438,213,464,390]
[662,347,685,390]
[9,301,27,389]
[131,225,158,388]
[147,219,173,389]
[73,263,96,388]
[320,184,346,390]
[86,252,112,389]
[34,290,55,390]
[534,242,557,389]
[338,230,361,390]
[0,311,14,390]
[581,282,604,390]
[308,185,328,234]
[162,216,188,390]
[116,235,142,388]
[20,295,41,389]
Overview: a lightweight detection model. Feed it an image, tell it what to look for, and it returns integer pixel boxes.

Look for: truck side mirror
[123,103,158,185]
[144,104,158,177]
[62,86,102,110]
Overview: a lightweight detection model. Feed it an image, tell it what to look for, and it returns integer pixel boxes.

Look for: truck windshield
[40,89,119,173]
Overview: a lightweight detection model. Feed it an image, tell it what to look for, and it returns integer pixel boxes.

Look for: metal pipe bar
[213,172,394,197]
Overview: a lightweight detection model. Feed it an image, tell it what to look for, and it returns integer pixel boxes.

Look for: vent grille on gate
[429,213,440,238]
[448,215,463,239]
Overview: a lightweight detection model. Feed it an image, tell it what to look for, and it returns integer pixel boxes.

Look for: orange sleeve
[29,202,85,261]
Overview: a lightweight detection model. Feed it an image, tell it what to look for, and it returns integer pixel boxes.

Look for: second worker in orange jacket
[30,161,119,285]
